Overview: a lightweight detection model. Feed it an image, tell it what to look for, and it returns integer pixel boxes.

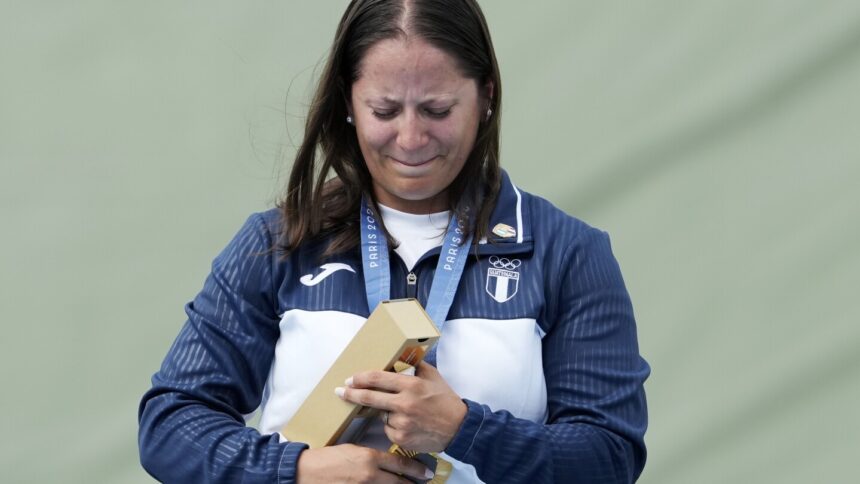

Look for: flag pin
[492,223,516,238]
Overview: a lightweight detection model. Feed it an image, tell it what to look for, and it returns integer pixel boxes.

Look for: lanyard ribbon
[359,196,472,366]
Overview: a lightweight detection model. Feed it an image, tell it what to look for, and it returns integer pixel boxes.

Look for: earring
[485,107,493,120]
[346,115,354,125]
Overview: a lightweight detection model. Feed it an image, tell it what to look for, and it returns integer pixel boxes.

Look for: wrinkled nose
[396,113,429,153]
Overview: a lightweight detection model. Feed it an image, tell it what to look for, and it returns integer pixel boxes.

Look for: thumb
[416,360,440,379]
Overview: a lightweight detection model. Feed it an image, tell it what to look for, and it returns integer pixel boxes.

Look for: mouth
[390,155,438,167]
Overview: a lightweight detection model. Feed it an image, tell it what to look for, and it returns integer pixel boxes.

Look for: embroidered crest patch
[486,256,521,303]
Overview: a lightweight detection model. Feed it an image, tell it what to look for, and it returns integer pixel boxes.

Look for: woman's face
[350,37,487,214]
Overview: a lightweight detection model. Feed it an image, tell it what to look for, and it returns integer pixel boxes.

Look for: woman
[138,1,650,483]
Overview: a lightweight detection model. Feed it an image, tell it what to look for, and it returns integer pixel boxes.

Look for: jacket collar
[475,170,533,256]
[388,169,534,267]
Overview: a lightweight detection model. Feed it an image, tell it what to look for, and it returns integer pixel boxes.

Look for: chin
[393,188,441,203]
[381,182,448,210]
[392,180,444,202]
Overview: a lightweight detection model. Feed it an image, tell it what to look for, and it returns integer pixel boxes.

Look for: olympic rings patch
[489,256,521,270]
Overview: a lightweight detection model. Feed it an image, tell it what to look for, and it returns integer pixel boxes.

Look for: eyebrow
[367,96,457,105]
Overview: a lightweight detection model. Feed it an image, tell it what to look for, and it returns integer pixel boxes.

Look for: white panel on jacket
[437,317,548,424]
[258,309,365,435]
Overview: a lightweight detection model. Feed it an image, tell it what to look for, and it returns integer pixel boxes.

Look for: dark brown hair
[277,0,502,257]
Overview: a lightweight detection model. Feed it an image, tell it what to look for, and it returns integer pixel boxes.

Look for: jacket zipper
[406,271,417,299]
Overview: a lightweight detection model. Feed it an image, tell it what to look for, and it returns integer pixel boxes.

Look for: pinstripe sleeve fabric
[444,227,650,483]
[138,213,308,483]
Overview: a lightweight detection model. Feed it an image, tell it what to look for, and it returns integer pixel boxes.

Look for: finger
[383,423,406,448]
[336,386,396,411]
[415,360,439,379]
[380,473,413,484]
[384,474,413,484]
[377,450,434,482]
[383,411,411,431]
[372,469,413,484]
[348,370,413,392]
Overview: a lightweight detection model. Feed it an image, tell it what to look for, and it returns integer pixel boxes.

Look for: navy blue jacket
[138,171,649,483]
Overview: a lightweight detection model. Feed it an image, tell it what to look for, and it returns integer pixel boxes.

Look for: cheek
[357,124,393,157]
[442,117,479,155]
[458,106,482,137]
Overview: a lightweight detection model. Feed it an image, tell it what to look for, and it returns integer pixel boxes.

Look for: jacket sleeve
[444,227,650,483]
[138,213,308,483]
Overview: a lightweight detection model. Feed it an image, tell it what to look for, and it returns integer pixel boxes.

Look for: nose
[396,112,429,153]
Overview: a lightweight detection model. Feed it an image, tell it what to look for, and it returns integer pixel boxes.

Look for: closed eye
[425,107,451,119]
[372,109,398,120]
[370,107,452,120]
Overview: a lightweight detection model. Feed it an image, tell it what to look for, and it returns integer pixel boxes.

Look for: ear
[481,80,495,121]
[343,99,356,126]
[342,85,354,119]
[483,80,495,105]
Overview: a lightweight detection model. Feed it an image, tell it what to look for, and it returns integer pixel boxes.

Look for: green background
[2,1,858,482]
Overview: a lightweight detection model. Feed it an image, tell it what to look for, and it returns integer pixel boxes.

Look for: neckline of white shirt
[376,203,451,271]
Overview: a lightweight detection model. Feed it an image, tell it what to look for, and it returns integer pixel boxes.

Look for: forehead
[354,38,475,97]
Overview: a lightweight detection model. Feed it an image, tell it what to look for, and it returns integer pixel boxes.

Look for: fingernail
[344,376,353,387]
[334,387,345,398]
[424,468,434,479]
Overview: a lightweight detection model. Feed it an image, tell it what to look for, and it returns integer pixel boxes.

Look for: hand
[337,361,468,452]
[296,444,433,483]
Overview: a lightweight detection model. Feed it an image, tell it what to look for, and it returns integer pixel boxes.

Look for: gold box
[280,298,440,448]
